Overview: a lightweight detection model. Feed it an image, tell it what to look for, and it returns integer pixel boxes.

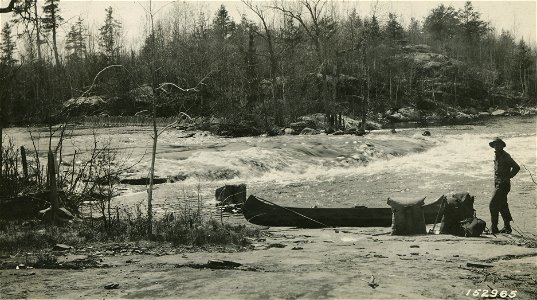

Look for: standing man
[489,138,520,234]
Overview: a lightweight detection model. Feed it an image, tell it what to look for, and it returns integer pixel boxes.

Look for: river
[3,116,536,232]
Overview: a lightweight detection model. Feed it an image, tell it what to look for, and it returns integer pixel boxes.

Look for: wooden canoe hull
[242,195,444,228]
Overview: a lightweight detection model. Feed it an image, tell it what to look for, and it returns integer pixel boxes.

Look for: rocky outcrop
[129,85,154,104]
[63,96,107,116]
[386,107,421,122]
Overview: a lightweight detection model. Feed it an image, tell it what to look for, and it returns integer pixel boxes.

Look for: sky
[0,0,536,49]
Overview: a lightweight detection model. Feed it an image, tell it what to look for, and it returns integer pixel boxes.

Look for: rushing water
[3,116,536,232]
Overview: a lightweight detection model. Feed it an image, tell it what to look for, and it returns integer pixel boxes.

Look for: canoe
[242,195,444,228]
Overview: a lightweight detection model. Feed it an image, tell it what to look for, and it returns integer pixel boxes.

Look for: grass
[1,129,261,256]
[0,215,261,255]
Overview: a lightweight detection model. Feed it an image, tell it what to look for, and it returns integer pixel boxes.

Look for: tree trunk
[48,150,59,224]
[146,94,158,237]
[0,126,3,178]
[34,2,42,61]
[147,0,156,238]
[21,146,28,179]
[51,3,60,66]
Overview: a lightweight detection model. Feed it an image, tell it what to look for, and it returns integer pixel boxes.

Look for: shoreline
[0,114,535,299]
[5,106,537,137]
[1,226,536,299]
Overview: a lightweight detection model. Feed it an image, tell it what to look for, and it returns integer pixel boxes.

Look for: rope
[522,164,537,185]
[511,221,529,239]
[429,196,446,234]
[255,196,330,228]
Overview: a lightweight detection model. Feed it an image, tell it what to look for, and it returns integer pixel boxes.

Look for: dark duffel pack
[460,217,486,237]
[440,192,486,237]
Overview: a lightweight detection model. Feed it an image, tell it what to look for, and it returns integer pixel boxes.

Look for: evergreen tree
[495,30,516,82]
[99,6,122,62]
[407,17,422,44]
[384,13,404,42]
[513,39,533,95]
[0,22,17,66]
[42,0,63,65]
[423,4,459,42]
[345,8,363,44]
[212,5,235,39]
[363,15,381,45]
[65,17,87,61]
[458,1,489,43]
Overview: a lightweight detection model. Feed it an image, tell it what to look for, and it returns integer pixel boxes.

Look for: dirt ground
[1,225,536,299]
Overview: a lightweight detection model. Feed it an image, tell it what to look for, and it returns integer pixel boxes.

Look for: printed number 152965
[466,289,517,298]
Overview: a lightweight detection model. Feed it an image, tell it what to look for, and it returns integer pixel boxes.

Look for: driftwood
[120,177,167,185]
[466,261,494,268]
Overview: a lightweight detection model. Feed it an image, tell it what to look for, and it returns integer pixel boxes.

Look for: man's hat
[489,138,506,148]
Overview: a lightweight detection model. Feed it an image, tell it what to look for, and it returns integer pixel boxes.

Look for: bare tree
[0,0,16,14]
[242,0,278,102]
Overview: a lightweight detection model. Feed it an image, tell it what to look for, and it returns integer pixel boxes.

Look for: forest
[0,0,536,131]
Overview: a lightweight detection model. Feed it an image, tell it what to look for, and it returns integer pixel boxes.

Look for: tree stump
[387,197,427,235]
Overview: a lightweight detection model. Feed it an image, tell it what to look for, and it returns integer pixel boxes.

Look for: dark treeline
[0,0,536,129]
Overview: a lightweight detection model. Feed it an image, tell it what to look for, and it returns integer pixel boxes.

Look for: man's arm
[510,157,520,178]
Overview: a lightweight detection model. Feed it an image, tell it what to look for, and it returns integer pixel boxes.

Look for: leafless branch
[81,64,125,98]
[156,112,193,137]
[158,71,212,94]
[0,0,16,14]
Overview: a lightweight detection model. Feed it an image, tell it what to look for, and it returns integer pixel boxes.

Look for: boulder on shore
[39,207,74,223]
[491,109,506,116]
[63,96,107,116]
[283,128,295,135]
[290,121,315,133]
[300,128,319,135]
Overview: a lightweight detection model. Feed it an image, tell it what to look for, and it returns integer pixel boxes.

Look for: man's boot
[500,221,512,234]
[490,224,500,234]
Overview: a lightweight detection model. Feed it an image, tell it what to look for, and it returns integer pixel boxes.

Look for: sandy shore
[1,225,536,299]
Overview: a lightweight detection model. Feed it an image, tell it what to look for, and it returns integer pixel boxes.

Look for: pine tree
[98,6,122,62]
[212,5,235,39]
[363,15,381,45]
[408,17,422,44]
[346,8,363,44]
[513,39,532,95]
[458,1,489,43]
[384,13,404,42]
[0,22,17,66]
[42,0,63,65]
[65,17,87,61]
[423,4,459,42]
